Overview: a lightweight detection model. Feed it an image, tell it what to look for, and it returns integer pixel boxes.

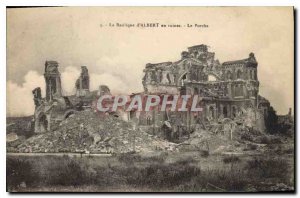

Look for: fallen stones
[13,110,176,154]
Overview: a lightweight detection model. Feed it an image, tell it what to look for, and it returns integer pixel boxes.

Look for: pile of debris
[12,110,176,153]
[178,109,270,154]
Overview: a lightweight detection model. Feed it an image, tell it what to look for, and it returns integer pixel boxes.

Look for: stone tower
[44,61,62,102]
[245,53,259,107]
[76,66,90,97]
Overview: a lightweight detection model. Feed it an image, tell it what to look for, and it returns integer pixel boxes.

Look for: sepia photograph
[6,6,295,192]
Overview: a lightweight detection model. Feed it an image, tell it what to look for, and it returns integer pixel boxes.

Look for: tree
[265,106,278,134]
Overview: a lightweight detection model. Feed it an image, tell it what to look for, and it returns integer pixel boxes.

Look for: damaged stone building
[32,44,290,140]
[32,61,103,133]
[138,44,276,139]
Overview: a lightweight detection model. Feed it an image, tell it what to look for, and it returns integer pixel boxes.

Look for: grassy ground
[6,151,294,192]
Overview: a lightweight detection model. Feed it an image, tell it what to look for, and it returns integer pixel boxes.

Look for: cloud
[7,67,143,116]
[7,7,294,115]
[61,66,80,95]
[7,71,45,117]
[61,66,138,95]
[90,72,132,95]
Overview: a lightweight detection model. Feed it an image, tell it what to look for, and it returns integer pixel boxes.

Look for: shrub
[117,153,142,164]
[246,157,289,179]
[244,143,258,151]
[283,148,294,154]
[6,154,293,192]
[223,156,240,164]
[125,161,201,188]
[176,157,196,166]
[43,156,97,186]
[259,136,269,144]
[184,168,248,192]
[6,157,38,190]
[241,132,253,141]
[117,152,168,164]
[141,154,166,164]
[258,135,282,144]
[200,150,209,158]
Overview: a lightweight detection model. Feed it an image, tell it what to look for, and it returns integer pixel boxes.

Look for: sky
[6,7,294,116]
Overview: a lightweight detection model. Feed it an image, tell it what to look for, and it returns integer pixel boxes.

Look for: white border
[1,0,298,197]
[0,0,297,6]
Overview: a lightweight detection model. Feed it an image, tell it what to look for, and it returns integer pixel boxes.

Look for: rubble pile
[14,110,176,153]
[178,110,269,154]
[9,107,279,154]
[179,127,238,154]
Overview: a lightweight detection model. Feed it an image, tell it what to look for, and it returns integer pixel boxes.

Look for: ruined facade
[139,44,270,138]
[33,61,100,133]
[32,45,287,138]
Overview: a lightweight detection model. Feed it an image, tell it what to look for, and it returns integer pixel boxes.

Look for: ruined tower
[44,61,62,102]
[76,66,90,97]
[222,52,259,108]
[32,87,42,107]
[245,52,259,107]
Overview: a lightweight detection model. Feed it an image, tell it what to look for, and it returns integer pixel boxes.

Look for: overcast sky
[7,7,294,116]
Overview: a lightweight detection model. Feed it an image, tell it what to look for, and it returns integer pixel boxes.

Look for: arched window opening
[232,106,237,118]
[223,106,228,118]
[237,70,242,79]
[146,116,152,125]
[39,114,48,132]
[251,70,255,80]
[180,87,186,95]
[209,106,215,119]
[166,73,171,84]
[180,74,187,86]
[226,71,233,80]
[208,74,217,81]
[194,87,199,95]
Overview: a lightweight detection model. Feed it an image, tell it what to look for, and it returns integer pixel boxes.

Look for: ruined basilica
[32,44,272,138]
[138,44,271,138]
